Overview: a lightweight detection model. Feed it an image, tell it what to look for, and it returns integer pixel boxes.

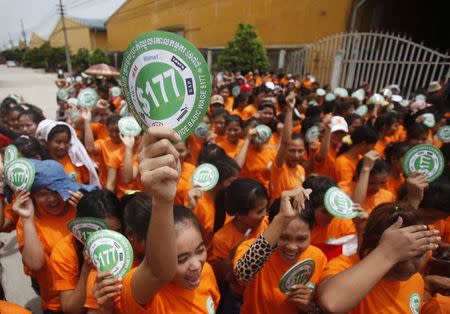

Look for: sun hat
[428,81,442,93]
[210,95,224,105]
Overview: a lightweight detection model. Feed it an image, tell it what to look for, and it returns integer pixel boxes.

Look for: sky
[0,0,125,50]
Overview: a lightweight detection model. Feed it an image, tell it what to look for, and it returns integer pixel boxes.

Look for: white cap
[316,88,326,96]
[391,95,403,103]
[330,116,349,133]
[265,82,275,90]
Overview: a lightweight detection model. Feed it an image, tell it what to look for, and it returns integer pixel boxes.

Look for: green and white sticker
[231,85,241,97]
[4,145,19,165]
[77,88,99,109]
[194,122,210,139]
[409,292,421,314]
[421,113,435,128]
[57,89,69,101]
[67,217,109,243]
[324,187,357,219]
[120,31,212,140]
[86,230,134,279]
[118,116,142,137]
[402,144,444,182]
[305,126,319,143]
[253,124,272,144]
[4,158,35,191]
[191,163,219,191]
[111,86,122,98]
[355,105,368,117]
[279,258,315,293]
[437,125,450,142]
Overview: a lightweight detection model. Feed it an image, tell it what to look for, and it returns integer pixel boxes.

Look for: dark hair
[406,123,429,141]
[359,202,420,258]
[218,84,230,93]
[123,192,152,242]
[384,142,412,165]
[13,137,46,159]
[106,114,121,127]
[258,101,276,113]
[302,176,337,225]
[225,114,243,129]
[7,105,24,115]
[305,105,323,120]
[419,181,450,214]
[18,109,45,125]
[355,158,389,178]
[47,124,71,142]
[268,198,313,228]
[233,92,250,110]
[212,108,230,120]
[374,112,399,133]
[217,178,268,217]
[1,97,18,114]
[173,205,202,234]
[335,98,357,116]
[345,113,363,127]
[338,125,379,155]
[198,143,226,165]
[291,132,306,142]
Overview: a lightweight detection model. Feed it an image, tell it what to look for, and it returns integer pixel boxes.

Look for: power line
[58,0,73,73]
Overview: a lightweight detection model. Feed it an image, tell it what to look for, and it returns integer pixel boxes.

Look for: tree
[89,48,110,65]
[72,48,90,72]
[217,24,270,72]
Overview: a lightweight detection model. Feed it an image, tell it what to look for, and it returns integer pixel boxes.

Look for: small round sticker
[4,145,19,165]
[77,88,99,109]
[111,86,122,98]
[118,116,142,137]
[305,126,319,143]
[324,187,357,219]
[437,125,450,142]
[191,163,219,191]
[57,89,69,101]
[120,31,212,141]
[279,258,315,293]
[86,230,134,279]
[402,144,444,182]
[252,124,272,144]
[67,217,109,243]
[355,105,368,117]
[421,113,435,128]
[4,158,35,191]
[194,122,210,139]
[231,85,241,97]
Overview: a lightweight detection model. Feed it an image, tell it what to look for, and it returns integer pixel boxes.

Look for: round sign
[305,126,319,143]
[369,93,385,105]
[437,125,450,142]
[252,124,272,144]
[86,230,134,279]
[4,158,35,191]
[57,89,69,101]
[333,87,348,98]
[316,88,326,96]
[194,122,210,139]
[120,31,212,141]
[67,217,109,243]
[231,85,241,97]
[118,116,142,137]
[402,144,444,182]
[421,113,435,128]
[324,187,357,219]
[4,145,19,165]
[355,105,368,117]
[77,88,99,109]
[400,99,410,107]
[67,97,79,107]
[415,94,426,102]
[325,93,336,102]
[351,89,365,102]
[111,86,122,98]
[191,163,219,191]
[279,258,315,293]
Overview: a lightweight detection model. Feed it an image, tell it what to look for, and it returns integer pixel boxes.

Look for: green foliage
[0,48,24,63]
[217,24,269,72]
[19,43,66,70]
[72,48,90,72]
[89,48,110,65]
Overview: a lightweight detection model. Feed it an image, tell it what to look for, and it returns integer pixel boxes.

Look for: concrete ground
[0,64,60,313]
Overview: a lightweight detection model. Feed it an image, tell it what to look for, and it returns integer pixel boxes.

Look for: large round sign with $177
[120,31,212,140]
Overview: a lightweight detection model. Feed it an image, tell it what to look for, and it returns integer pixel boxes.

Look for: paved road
[0,65,59,313]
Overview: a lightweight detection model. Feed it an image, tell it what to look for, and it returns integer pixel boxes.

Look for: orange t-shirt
[373,138,390,158]
[234,241,327,314]
[175,161,196,206]
[321,254,425,314]
[16,206,76,311]
[0,301,31,314]
[269,162,305,202]
[313,146,338,178]
[120,263,220,314]
[267,132,281,150]
[224,97,234,112]
[242,105,257,121]
[91,122,109,140]
[232,108,246,120]
[310,218,356,247]
[422,294,450,314]
[2,201,19,232]
[241,146,276,191]
[334,153,359,185]
[59,154,90,184]
[187,135,204,165]
[95,138,123,187]
[50,234,82,292]
[340,181,395,213]
[216,138,244,158]
[385,174,404,198]
[431,217,450,243]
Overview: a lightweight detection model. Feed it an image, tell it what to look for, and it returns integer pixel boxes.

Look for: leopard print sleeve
[234,233,277,283]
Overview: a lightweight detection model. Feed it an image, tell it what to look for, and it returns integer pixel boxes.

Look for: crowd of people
[0,68,449,314]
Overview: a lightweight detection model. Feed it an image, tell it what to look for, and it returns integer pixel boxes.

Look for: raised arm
[81,108,99,155]
[275,92,296,168]
[352,151,379,205]
[120,134,135,185]
[130,127,181,305]
[235,128,256,168]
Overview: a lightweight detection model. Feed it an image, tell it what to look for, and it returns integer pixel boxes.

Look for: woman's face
[220,88,230,100]
[33,188,67,216]
[97,108,111,123]
[260,107,275,125]
[330,131,346,148]
[385,121,399,136]
[225,121,242,144]
[237,197,268,231]
[409,133,429,145]
[286,138,305,168]
[107,123,121,144]
[349,118,363,134]
[213,116,226,135]
[367,171,388,195]
[314,205,334,226]
[173,221,207,290]
[385,252,427,281]
[7,110,21,131]
[277,218,311,263]
[19,115,38,137]
[47,132,71,160]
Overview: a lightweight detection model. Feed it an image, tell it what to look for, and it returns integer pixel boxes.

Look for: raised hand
[187,186,204,209]
[93,271,122,309]
[362,150,380,171]
[286,284,313,310]
[12,190,35,219]
[120,133,136,148]
[278,187,312,221]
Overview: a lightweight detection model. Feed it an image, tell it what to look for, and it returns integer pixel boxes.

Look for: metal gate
[285,32,450,97]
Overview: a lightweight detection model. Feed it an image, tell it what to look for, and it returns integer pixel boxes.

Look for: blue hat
[30,159,96,201]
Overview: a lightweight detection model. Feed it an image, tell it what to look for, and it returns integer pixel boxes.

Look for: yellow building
[107,0,354,51]
[29,32,46,48]
[49,16,108,53]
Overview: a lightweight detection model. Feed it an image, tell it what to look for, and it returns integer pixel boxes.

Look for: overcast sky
[0,0,125,50]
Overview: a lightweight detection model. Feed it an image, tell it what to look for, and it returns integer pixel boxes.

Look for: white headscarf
[36,119,101,187]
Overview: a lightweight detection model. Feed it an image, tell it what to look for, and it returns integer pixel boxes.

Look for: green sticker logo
[4,158,35,191]
[194,122,210,139]
[409,293,420,314]
[206,296,215,314]
[324,187,357,219]
[118,116,142,137]
[120,31,212,140]
[305,126,319,143]
[279,259,315,293]
[402,144,444,182]
[67,217,109,243]
[111,86,122,98]
[57,89,69,101]
[437,125,450,142]
[77,88,99,108]
[191,163,219,191]
[252,124,272,144]
[4,145,19,165]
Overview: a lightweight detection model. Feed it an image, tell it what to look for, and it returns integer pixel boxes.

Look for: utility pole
[20,18,27,48]
[58,0,72,73]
